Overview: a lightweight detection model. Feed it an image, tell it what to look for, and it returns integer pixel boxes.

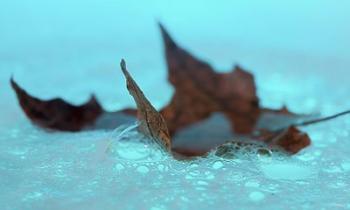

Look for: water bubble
[189,163,199,169]
[265,184,280,193]
[197,180,208,186]
[212,161,224,170]
[341,161,350,171]
[150,205,166,210]
[114,163,125,171]
[249,191,265,202]
[329,181,347,189]
[158,164,165,171]
[186,170,201,180]
[323,166,342,173]
[22,191,43,201]
[136,165,149,174]
[245,181,260,188]
[204,171,215,180]
[180,196,190,202]
[257,148,272,157]
[297,153,316,161]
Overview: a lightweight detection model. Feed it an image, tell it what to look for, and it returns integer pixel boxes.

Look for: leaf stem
[293,109,350,127]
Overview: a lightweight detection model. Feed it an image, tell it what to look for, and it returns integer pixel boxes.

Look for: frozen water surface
[1,0,350,209]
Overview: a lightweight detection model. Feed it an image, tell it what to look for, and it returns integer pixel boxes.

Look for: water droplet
[197,180,208,186]
[245,181,260,188]
[297,153,315,161]
[150,205,166,210]
[329,181,347,189]
[257,148,272,157]
[137,165,149,174]
[180,196,189,202]
[212,161,224,169]
[204,171,215,180]
[157,164,164,171]
[114,163,125,171]
[341,162,350,171]
[249,191,265,202]
[324,166,342,173]
[189,163,199,169]
[22,191,43,201]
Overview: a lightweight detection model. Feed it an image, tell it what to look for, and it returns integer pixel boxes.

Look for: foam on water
[1,119,349,210]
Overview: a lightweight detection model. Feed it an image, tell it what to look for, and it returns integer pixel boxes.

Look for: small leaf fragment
[120,59,171,151]
[257,126,311,154]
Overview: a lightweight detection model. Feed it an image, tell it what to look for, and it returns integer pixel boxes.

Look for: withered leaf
[11,78,137,131]
[159,23,260,135]
[158,23,310,155]
[11,78,103,131]
[120,59,171,151]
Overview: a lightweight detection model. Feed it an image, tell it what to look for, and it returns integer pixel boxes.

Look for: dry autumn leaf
[120,59,171,151]
[159,23,260,135]
[10,78,103,131]
[11,78,138,131]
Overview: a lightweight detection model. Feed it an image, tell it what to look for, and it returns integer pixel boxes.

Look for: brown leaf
[158,23,310,155]
[257,126,311,154]
[11,78,137,131]
[120,59,171,151]
[11,78,103,131]
[159,23,260,135]
[273,126,311,154]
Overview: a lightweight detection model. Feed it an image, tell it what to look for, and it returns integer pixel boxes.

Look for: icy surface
[1,1,350,209]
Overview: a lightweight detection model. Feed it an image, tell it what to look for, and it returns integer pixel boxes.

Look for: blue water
[0,1,350,209]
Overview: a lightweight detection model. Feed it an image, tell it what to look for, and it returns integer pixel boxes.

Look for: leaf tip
[10,77,27,100]
[158,22,178,49]
[120,59,130,77]
[10,76,18,91]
